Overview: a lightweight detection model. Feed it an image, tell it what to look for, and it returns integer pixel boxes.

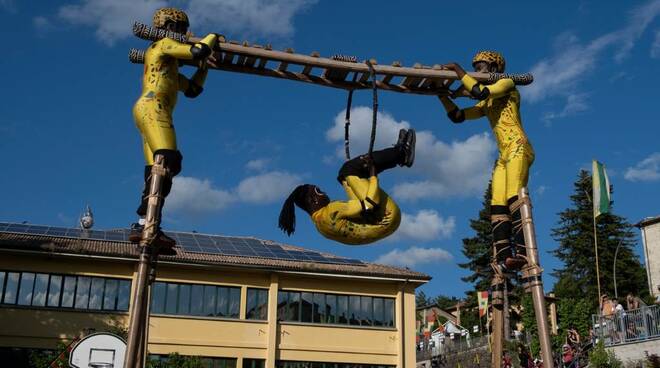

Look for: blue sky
[1,0,660,299]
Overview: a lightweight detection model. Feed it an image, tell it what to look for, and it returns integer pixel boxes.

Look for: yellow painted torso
[479,88,534,160]
[134,38,184,121]
[311,190,401,245]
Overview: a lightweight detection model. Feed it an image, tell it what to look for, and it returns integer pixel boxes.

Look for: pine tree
[458,184,493,292]
[551,170,648,310]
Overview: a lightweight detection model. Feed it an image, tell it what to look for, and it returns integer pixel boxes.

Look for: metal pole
[593,214,602,306]
[125,154,167,368]
[518,188,554,368]
[613,239,623,300]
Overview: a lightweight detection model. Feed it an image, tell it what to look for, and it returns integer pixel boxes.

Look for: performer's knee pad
[153,149,183,177]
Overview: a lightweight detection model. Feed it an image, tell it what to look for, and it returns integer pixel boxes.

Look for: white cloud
[33,16,53,34]
[245,158,270,171]
[57,0,167,45]
[167,176,235,215]
[236,171,302,203]
[186,0,317,39]
[374,247,453,268]
[524,0,660,118]
[389,210,455,242]
[0,0,16,12]
[326,107,497,201]
[535,185,548,195]
[624,152,660,182]
[542,93,589,124]
[166,171,302,215]
[51,0,316,45]
[652,30,660,58]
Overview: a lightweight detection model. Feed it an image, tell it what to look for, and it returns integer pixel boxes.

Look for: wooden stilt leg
[125,154,167,368]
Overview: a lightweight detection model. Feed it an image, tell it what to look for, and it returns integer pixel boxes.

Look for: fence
[591,304,660,346]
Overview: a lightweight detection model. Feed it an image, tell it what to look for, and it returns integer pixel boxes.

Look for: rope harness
[336,55,379,177]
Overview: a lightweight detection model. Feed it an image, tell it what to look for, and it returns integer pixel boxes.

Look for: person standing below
[438,51,534,274]
[129,8,219,250]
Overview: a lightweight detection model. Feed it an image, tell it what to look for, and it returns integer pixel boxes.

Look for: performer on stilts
[129,8,219,250]
[278,129,416,245]
[438,51,535,274]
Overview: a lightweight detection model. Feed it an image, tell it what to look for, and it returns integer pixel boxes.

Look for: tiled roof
[0,231,430,281]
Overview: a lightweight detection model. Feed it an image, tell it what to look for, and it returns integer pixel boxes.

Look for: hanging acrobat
[129,7,219,250]
[438,51,535,274]
[278,129,415,245]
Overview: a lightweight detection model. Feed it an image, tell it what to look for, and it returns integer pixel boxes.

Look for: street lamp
[613,239,623,299]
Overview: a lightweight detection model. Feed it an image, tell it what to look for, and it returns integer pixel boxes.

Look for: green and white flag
[592,160,611,218]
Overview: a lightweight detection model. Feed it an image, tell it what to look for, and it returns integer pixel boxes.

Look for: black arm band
[365,197,378,208]
[470,84,490,100]
[447,108,465,123]
[184,82,204,98]
[190,43,212,60]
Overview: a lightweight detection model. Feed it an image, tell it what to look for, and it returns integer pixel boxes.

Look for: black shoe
[396,128,407,146]
[129,223,143,243]
[402,129,416,167]
[128,223,177,253]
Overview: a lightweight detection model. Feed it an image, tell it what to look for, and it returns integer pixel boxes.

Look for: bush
[588,341,622,368]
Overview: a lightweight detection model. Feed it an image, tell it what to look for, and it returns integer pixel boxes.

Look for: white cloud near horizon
[166,171,302,216]
[389,210,456,242]
[374,247,453,268]
[524,0,660,118]
[624,152,660,182]
[50,0,316,45]
[326,107,496,202]
[652,30,660,58]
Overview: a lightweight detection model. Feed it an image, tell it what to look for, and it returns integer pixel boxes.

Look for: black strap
[344,72,359,160]
[365,60,378,177]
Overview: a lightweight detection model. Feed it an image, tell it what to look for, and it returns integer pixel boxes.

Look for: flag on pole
[477,291,489,317]
[592,160,611,218]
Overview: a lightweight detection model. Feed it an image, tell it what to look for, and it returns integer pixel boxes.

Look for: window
[150,282,241,319]
[149,355,237,368]
[277,290,395,328]
[313,293,326,323]
[301,292,313,323]
[18,272,35,306]
[246,288,268,320]
[276,361,394,368]
[349,295,361,326]
[0,270,130,312]
[244,359,266,368]
[47,275,62,307]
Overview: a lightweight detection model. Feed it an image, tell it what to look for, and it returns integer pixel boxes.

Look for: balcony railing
[592,304,660,346]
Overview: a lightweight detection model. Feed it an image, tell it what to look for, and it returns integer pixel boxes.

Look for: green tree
[551,170,648,310]
[520,294,539,356]
[552,297,592,349]
[458,184,493,293]
[416,290,431,307]
[589,341,622,368]
[434,295,461,309]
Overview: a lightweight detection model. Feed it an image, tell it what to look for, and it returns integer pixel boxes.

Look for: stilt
[490,267,505,368]
[517,187,554,368]
[125,154,168,368]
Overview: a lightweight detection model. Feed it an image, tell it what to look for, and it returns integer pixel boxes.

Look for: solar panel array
[0,222,364,266]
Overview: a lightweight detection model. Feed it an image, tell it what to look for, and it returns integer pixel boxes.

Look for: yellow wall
[0,251,425,367]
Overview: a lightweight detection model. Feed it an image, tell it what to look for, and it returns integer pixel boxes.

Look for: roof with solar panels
[0,222,430,281]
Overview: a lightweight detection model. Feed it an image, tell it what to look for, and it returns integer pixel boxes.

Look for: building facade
[0,223,429,367]
[637,215,660,299]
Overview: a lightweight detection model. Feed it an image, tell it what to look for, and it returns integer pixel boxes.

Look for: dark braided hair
[278,184,314,236]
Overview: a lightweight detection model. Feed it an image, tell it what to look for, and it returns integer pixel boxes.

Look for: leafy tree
[147,353,205,368]
[551,170,648,310]
[520,293,539,357]
[458,184,494,293]
[416,290,431,307]
[552,297,592,349]
[589,341,622,368]
[434,295,461,310]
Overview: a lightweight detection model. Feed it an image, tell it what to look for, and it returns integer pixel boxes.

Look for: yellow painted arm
[344,175,380,211]
[160,38,196,59]
[461,74,515,99]
[439,96,484,122]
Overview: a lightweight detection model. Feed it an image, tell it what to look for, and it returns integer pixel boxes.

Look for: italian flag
[477,291,489,317]
[592,160,611,218]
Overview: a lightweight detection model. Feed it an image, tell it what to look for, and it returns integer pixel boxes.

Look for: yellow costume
[439,51,533,269]
[133,33,218,165]
[312,175,401,245]
[448,74,535,206]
